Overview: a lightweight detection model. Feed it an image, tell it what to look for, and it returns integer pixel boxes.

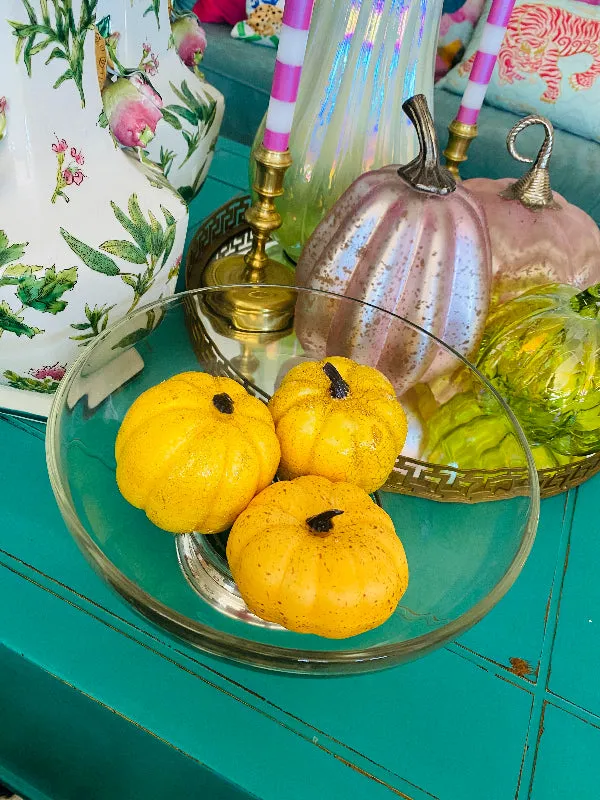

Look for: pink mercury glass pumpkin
[465,115,600,307]
[295,95,492,395]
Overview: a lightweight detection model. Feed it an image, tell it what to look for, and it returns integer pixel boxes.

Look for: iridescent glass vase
[252,0,444,262]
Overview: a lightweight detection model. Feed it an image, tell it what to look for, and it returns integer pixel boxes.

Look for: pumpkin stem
[397,95,456,196]
[570,284,600,318]
[306,509,344,534]
[500,115,561,210]
[323,362,350,399]
[212,392,235,414]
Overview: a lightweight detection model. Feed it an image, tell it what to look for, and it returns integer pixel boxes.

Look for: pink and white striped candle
[456,0,517,125]
[263,0,316,153]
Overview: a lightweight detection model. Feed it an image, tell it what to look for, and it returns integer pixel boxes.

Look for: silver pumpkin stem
[397,94,456,196]
[499,115,561,210]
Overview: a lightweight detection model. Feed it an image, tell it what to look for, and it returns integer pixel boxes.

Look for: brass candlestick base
[202,144,295,334]
[443,120,478,178]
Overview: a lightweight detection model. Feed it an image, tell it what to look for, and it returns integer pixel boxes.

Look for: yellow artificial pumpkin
[115,372,280,534]
[226,476,409,638]
[268,357,408,494]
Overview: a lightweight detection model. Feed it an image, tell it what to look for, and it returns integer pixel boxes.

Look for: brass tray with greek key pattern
[185,196,600,501]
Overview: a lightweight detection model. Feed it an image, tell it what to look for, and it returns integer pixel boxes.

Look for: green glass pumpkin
[476,283,600,456]
[422,390,573,471]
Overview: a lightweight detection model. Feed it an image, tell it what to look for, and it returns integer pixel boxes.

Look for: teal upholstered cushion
[201,23,600,224]
[201,22,274,146]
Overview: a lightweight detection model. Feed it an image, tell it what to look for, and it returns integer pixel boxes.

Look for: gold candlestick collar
[443,120,478,179]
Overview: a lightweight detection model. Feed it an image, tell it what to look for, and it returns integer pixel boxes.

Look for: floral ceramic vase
[97,0,224,202]
[0,0,188,417]
[253,0,445,262]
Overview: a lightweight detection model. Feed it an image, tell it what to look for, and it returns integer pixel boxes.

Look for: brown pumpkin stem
[397,95,456,196]
[323,362,350,399]
[500,115,560,210]
[570,284,600,318]
[306,509,344,534]
[212,392,235,414]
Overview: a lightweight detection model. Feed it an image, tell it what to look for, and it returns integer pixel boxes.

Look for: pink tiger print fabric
[459,3,600,102]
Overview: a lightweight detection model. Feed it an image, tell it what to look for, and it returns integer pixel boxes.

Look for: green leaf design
[181,129,200,166]
[9,0,97,106]
[45,46,67,64]
[54,68,74,89]
[161,206,176,229]
[60,228,120,276]
[170,80,201,115]
[127,195,153,252]
[21,0,37,24]
[0,276,22,288]
[110,201,148,253]
[178,185,194,204]
[16,266,78,314]
[160,108,182,130]
[120,274,138,289]
[29,36,52,55]
[148,210,164,258]
[40,0,50,24]
[69,302,115,344]
[143,0,161,29]
[164,104,197,126]
[100,240,147,264]
[0,301,42,338]
[0,242,28,268]
[3,370,59,393]
[0,231,8,251]
[96,14,111,38]
[98,109,108,128]
[181,81,204,114]
[161,225,176,268]
[2,263,44,278]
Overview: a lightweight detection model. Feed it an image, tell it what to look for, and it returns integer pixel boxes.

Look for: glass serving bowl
[46,286,540,674]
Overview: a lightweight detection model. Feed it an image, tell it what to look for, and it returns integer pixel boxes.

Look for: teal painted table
[2,139,599,800]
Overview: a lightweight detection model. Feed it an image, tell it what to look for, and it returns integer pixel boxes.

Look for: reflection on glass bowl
[46,286,539,674]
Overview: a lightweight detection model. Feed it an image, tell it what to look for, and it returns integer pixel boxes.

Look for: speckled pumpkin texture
[226,475,409,638]
[115,372,280,534]
[268,357,407,494]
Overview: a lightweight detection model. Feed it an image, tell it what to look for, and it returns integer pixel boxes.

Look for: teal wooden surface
[548,487,600,714]
[530,703,600,799]
[1,139,598,799]
[0,646,253,800]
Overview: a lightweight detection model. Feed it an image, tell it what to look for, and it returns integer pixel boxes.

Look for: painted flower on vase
[141,42,160,76]
[171,16,207,71]
[51,138,86,203]
[3,366,66,394]
[102,75,164,149]
[0,97,6,141]
[30,363,66,381]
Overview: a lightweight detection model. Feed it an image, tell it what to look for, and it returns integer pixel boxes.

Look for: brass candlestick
[443,119,478,179]
[202,144,296,334]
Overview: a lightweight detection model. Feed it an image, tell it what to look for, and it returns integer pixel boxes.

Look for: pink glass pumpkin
[465,115,600,306]
[295,95,492,395]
